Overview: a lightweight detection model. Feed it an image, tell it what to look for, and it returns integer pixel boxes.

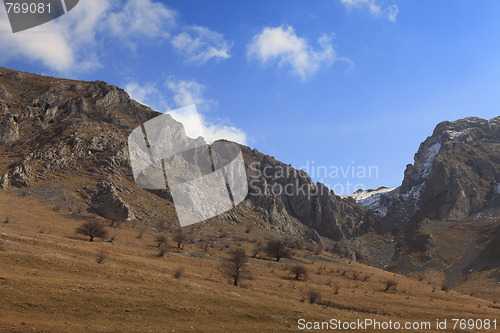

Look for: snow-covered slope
[342,187,396,217]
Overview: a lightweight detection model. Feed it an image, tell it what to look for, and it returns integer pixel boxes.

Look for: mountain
[2,67,499,288]
[353,116,500,285]
[0,67,371,253]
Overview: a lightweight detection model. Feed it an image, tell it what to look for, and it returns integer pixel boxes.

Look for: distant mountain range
[0,67,498,287]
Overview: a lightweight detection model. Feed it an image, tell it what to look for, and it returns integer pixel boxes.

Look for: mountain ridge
[0,67,371,253]
[1,67,499,287]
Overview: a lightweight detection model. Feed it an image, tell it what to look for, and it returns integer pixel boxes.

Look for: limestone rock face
[347,116,500,276]
[242,146,372,241]
[91,181,135,221]
[0,159,32,188]
[0,114,19,144]
[354,117,500,234]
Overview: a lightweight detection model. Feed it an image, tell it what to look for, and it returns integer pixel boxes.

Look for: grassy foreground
[0,190,499,332]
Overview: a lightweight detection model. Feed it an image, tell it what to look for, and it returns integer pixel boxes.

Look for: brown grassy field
[1,189,499,332]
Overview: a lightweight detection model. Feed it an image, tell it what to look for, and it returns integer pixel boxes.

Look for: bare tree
[290,265,308,281]
[265,238,291,262]
[76,221,108,242]
[384,279,398,292]
[174,267,185,279]
[172,229,186,250]
[251,240,264,258]
[301,288,322,304]
[155,234,168,247]
[221,248,250,286]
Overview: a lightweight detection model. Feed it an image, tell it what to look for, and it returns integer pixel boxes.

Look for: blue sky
[1,0,499,194]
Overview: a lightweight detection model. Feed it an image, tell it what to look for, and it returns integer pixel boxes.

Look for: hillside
[1,67,500,331]
[1,189,499,332]
[0,67,371,250]
[356,116,500,290]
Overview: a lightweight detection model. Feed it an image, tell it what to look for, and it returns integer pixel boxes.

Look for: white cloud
[339,0,399,22]
[165,79,246,144]
[247,25,346,81]
[387,5,399,22]
[124,81,152,105]
[124,78,247,144]
[124,80,169,111]
[171,26,231,64]
[165,78,213,109]
[168,106,247,145]
[0,0,230,73]
[107,0,176,42]
[0,0,110,72]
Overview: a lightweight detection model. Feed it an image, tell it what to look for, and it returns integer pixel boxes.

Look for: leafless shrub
[251,240,264,258]
[290,265,308,281]
[352,271,360,280]
[155,234,168,248]
[172,229,186,250]
[303,288,322,304]
[96,246,108,264]
[317,265,326,275]
[174,267,185,279]
[76,221,108,242]
[108,219,121,228]
[360,274,372,282]
[52,204,62,213]
[198,238,213,253]
[218,229,229,239]
[2,217,9,224]
[136,229,144,239]
[155,221,167,232]
[220,247,250,286]
[441,282,450,292]
[265,238,291,262]
[333,282,341,295]
[383,279,398,292]
[157,246,167,257]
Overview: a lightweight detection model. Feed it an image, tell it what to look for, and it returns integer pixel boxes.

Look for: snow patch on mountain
[418,142,441,178]
[344,187,395,202]
[403,182,424,202]
[444,128,472,141]
[344,187,396,217]
[360,192,389,217]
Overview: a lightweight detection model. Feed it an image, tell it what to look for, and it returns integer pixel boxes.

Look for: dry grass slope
[1,190,499,332]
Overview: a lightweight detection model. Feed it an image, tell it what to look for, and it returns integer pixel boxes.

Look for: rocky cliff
[349,116,500,283]
[0,67,370,248]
